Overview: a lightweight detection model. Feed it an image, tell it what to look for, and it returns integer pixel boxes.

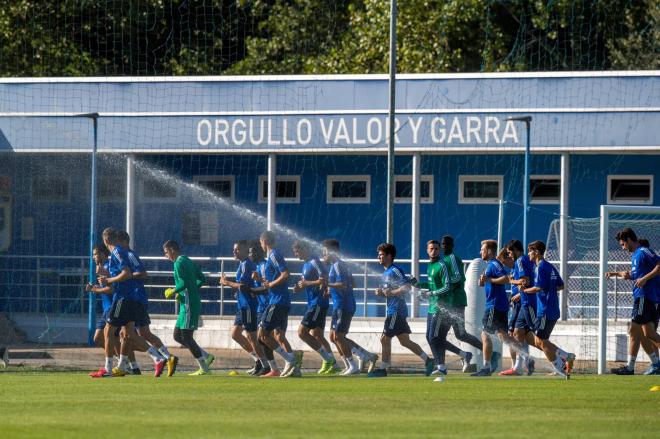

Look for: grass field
[1,371,658,438]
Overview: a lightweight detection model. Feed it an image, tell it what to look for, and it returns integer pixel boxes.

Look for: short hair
[427,239,440,246]
[322,239,340,252]
[93,244,110,257]
[260,230,276,246]
[116,230,130,245]
[235,239,249,252]
[293,240,310,253]
[506,239,524,253]
[249,239,265,260]
[528,240,546,255]
[615,227,637,242]
[163,240,180,252]
[497,248,510,261]
[377,243,397,259]
[639,238,650,248]
[481,239,497,254]
[441,235,454,245]
[102,227,119,245]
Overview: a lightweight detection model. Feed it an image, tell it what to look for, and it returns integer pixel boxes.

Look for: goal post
[598,204,660,374]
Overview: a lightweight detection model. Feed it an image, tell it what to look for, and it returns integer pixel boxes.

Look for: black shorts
[259,304,289,332]
[134,302,151,328]
[631,296,659,325]
[106,297,140,327]
[534,316,557,340]
[235,307,258,332]
[301,305,328,330]
[482,308,508,334]
[330,308,354,334]
[96,309,109,330]
[515,305,537,331]
[382,314,412,338]
[508,301,521,332]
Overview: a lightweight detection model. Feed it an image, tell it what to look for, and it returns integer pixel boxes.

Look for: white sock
[513,355,523,371]
[347,357,358,370]
[317,347,333,362]
[104,357,113,371]
[196,357,208,371]
[381,361,391,370]
[649,352,659,365]
[250,352,259,362]
[556,347,569,361]
[158,346,171,360]
[553,356,565,372]
[458,350,468,359]
[275,347,294,363]
[267,359,279,371]
[419,352,429,362]
[259,357,269,366]
[147,346,163,362]
[129,360,139,370]
[483,357,490,368]
[117,355,129,370]
[627,355,637,370]
[437,363,446,371]
[342,356,350,369]
[351,346,368,360]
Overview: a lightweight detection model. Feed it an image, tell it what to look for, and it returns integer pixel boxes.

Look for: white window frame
[529,174,560,205]
[607,175,654,205]
[139,177,179,203]
[31,174,71,203]
[258,175,301,204]
[458,175,503,204]
[327,175,371,204]
[394,175,434,204]
[193,175,235,201]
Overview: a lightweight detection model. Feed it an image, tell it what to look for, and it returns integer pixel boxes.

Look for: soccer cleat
[565,353,575,376]
[424,358,435,376]
[431,367,448,376]
[323,364,342,375]
[167,355,179,377]
[490,352,501,372]
[255,365,271,376]
[367,368,388,378]
[470,368,492,377]
[293,350,304,369]
[188,368,209,376]
[154,359,166,378]
[366,353,379,374]
[525,356,536,376]
[281,361,295,377]
[204,353,215,368]
[127,367,142,376]
[89,368,113,378]
[643,364,660,375]
[461,352,473,373]
[283,367,302,378]
[610,365,634,375]
[498,367,521,376]
[247,360,260,376]
[341,366,360,376]
[318,359,333,374]
[260,369,281,378]
[111,367,128,377]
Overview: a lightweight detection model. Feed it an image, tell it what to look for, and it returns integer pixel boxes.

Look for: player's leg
[396,332,433,375]
[450,306,483,350]
[311,323,337,373]
[472,308,496,376]
[380,333,393,371]
[428,311,449,374]
[180,329,208,375]
[232,324,254,353]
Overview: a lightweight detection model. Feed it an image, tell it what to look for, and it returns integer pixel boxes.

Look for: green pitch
[1,372,658,438]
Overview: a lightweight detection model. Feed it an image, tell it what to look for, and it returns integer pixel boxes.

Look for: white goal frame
[598,204,660,374]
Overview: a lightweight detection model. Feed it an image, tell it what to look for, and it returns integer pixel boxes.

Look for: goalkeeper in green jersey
[414,240,473,375]
[163,240,209,376]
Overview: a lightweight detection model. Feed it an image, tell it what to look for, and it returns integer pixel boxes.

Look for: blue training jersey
[302,257,329,309]
[127,248,148,305]
[631,246,660,302]
[381,264,409,317]
[328,260,356,313]
[484,259,510,312]
[533,259,563,321]
[254,260,269,313]
[264,248,290,307]
[100,261,113,313]
[513,255,536,308]
[108,245,133,301]
[235,258,257,310]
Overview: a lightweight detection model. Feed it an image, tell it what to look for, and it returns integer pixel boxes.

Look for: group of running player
[85,225,659,378]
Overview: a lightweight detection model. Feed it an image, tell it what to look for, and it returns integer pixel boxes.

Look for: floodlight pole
[506,116,532,247]
[386,0,397,243]
[83,113,99,346]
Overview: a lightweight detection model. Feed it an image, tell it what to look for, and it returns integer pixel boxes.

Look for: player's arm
[605,270,630,279]
[132,271,148,280]
[521,286,541,294]
[486,275,510,285]
[635,261,660,288]
[429,264,451,296]
[264,269,289,288]
[171,260,188,295]
[85,283,112,294]
[103,267,132,285]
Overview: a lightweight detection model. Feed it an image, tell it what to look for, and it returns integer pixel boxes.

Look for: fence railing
[0,254,635,319]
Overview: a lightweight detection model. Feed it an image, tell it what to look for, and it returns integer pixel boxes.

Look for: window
[32,175,70,202]
[194,175,235,201]
[394,175,434,204]
[258,176,300,204]
[459,175,503,204]
[140,177,178,202]
[97,174,126,202]
[327,175,371,204]
[608,175,653,204]
[530,175,560,204]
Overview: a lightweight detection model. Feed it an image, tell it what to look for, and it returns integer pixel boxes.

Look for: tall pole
[497,198,504,251]
[126,154,136,246]
[267,154,276,231]
[86,113,99,346]
[506,116,532,247]
[411,153,420,318]
[559,153,570,320]
[386,0,397,243]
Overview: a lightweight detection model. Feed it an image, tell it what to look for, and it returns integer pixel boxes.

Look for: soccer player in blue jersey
[606,228,660,375]
[249,241,274,376]
[499,239,536,376]
[292,240,338,374]
[473,240,529,377]
[257,231,303,378]
[520,240,576,376]
[323,239,377,375]
[376,243,433,375]
[220,239,267,374]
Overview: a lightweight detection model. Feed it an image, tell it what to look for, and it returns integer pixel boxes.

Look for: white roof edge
[0,71,659,84]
